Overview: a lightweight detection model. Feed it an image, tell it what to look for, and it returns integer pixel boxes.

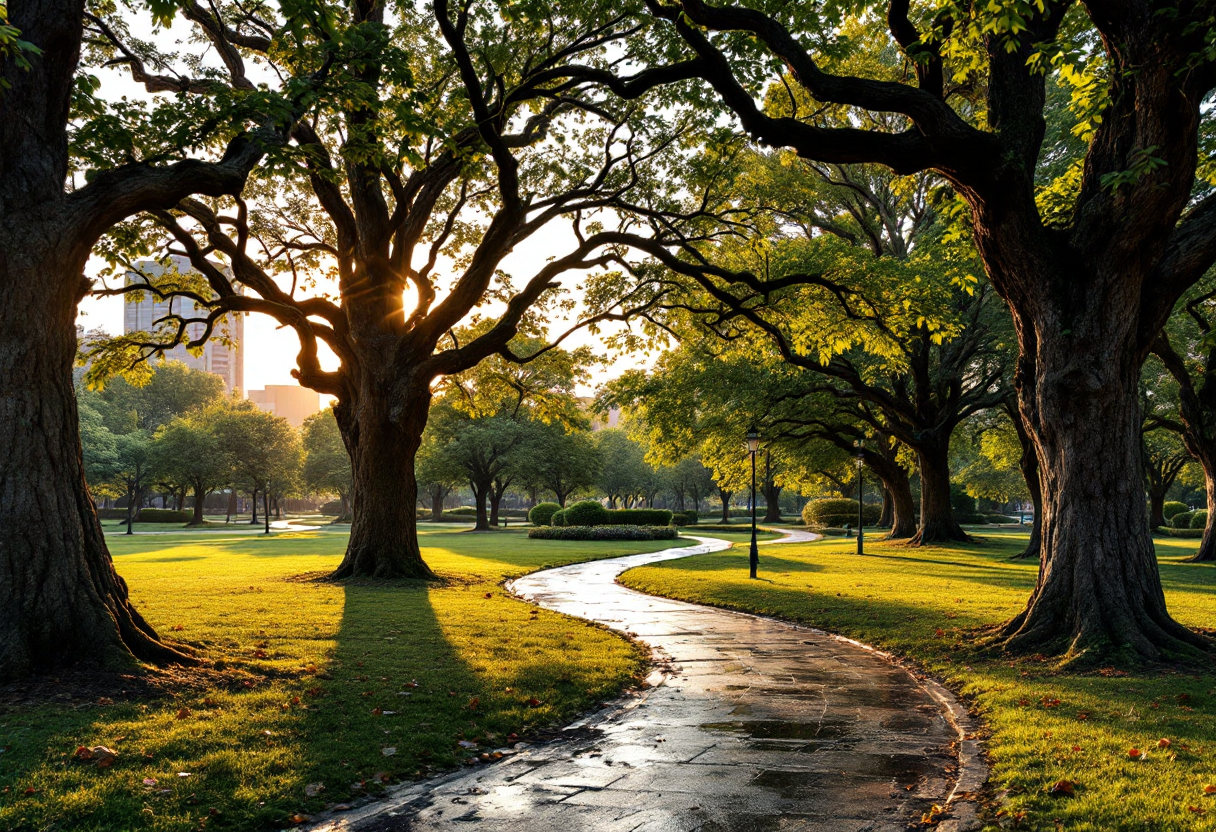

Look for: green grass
[619,531,1216,832]
[0,527,691,832]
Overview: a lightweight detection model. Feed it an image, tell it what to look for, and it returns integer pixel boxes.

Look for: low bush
[528,502,562,526]
[563,500,610,526]
[550,509,568,527]
[955,512,991,525]
[1191,509,1209,530]
[137,509,192,523]
[1172,511,1196,529]
[320,499,345,516]
[671,512,697,526]
[1155,526,1205,538]
[1163,501,1190,520]
[986,514,1019,524]
[802,499,880,528]
[527,525,679,541]
[611,508,674,526]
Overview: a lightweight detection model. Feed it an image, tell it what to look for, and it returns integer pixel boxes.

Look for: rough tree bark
[188,480,208,526]
[0,247,195,678]
[718,488,733,523]
[0,1,273,677]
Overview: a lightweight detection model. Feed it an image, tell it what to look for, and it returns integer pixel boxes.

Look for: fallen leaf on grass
[1157,738,1171,749]
[526,698,542,708]
[381,747,397,756]
[97,697,113,705]
[1128,748,1143,760]
[1188,806,1206,815]
[1048,779,1076,796]
[458,740,479,749]
[175,708,191,720]
[23,787,35,796]
[171,625,184,631]
[467,697,479,711]
[74,746,118,767]
[304,782,324,797]
[142,778,158,786]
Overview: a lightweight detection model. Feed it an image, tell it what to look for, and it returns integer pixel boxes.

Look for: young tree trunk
[249,490,258,524]
[0,241,192,679]
[995,310,1206,660]
[489,484,503,527]
[1147,488,1169,530]
[330,387,437,579]
[263,490,270,535]
[189,481,207,526]
[909,439,968,545]
[761,480,782,523]
[125,480,136,535]
[718,489,733,523]
[471,481,491,531]
[430,485,445,522]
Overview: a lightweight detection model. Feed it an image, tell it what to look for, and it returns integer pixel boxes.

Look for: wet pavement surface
[314,532,977,832]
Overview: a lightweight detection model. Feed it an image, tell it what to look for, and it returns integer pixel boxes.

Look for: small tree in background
[150,413,227,526]
[212,401,300,535]
[303,409,354,522]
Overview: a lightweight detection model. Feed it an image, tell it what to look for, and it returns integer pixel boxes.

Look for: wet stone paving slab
[314,533,980,832]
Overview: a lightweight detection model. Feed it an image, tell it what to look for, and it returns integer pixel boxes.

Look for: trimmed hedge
[527,525,679,541]
[985,514,1020,524]
[955,512,990,525]
[1156,526,1205,538]
[1192,509,1209,530]
[529,502,562,526]
[671,512,698,526]
[1172,511,1196,529]
[1163,501,1190,520]
[802,499,880,528]
[137,509,192,523]
[611,508,674,526]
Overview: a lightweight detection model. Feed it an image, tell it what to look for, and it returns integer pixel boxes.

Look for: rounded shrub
[1172,511,1196,529]
[1191,509,1209,529]
[671,512,692,526]
[802,499,879,528]
[137,508,191,523]
[1163,501,1190,520]
[550,509,568,527]
[562,500,609,526]
[529,502,562,526]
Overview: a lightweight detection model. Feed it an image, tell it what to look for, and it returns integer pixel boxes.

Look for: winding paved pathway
[313,531,983,832]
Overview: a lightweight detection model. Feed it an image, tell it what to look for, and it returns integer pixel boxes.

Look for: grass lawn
[620,531,1216,832]
[0,527,691,832]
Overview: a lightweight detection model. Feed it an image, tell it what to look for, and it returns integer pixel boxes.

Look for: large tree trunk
[995,308,1206,660]
[1147,487,1169,530]
[0,240,193,679]
[330,387,437,579]
[909,439,968,545]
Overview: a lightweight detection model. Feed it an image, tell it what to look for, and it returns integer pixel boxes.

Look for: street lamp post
[855,440,865,556]
[747,429,761,579]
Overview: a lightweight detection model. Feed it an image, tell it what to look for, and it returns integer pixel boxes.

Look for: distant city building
[247,385,322,428]
[124,257,244,393]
